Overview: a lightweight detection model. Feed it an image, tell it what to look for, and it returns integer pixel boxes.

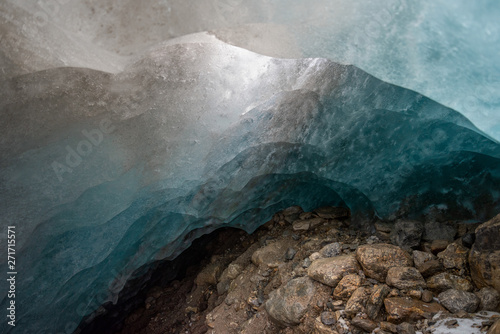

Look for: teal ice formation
[0,0,499,333]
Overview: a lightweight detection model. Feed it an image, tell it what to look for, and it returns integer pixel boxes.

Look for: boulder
[265,277,315,326]
[426,272,473,292]
[469,214,500,292]
[308,255,360,287]
[437,289,480,313]
[356,244,413,282]
[413,250,444,277]
[475,287,500,311]
[390,220,424,249]
[384,297,446,323]
[386,267,426,290]
[333,274,362,300]
[430,240,449,254]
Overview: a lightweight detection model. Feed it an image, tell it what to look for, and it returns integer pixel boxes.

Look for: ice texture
[0,0,499,333]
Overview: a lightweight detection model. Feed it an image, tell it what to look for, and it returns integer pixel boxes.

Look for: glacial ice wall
[0,0,499,333]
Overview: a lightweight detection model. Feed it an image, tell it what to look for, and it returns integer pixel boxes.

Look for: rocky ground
[115,207,500,334]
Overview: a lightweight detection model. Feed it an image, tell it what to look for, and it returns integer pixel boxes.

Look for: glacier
[0,0,499,333]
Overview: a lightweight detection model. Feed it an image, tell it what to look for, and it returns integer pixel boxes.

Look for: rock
[422,290,433,303]
[408,290,422,299]
[345,287,368,315]
[423,221,457,242]
[265,277,315,326]
[314,317,339,334]
[310,252,323,261]
[308,255,360,287]
[321,311,337,325]
[225,263,244,280]
[437,242,469,270]
[252,240,294,268]
[366,284,390,320]
[469,214,500,292]
[489,319,500,334]
[413,250,435,268]
[293,218,325,231]
[426,272,473,292]
[416,259,444,278]
[356,244,413,282]
[195,262,224,286]
[381,321,398,333]
[386,267,426,290]
[430,240,450,254]
[313,206,350,220]
[303,258,312,268]
[285,248,297,261]
[438,289,480,313]
[319,242,342,258]
[397,322,416,334]
[390,220,424,249]
[476,287,500,311]
[333,274,362,300]
[351,316,377,332]
[384,297,446,323]
[462,233,475,248]
[282,206,304,223]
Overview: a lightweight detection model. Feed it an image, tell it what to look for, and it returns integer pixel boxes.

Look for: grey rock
[438,289,480,313]
[413,250,435,269]
[476,287,500,311]
[319,242,342,258]
[397,322,416,334]
[391,220,424,249]
[423,221,457,242]
[285,248,297,261]
[265,277,315,326]
[386,267,426,290]
[313,206,350,219]
[320,311,336,325]
[461,233,475,248]
[422,290,434,303]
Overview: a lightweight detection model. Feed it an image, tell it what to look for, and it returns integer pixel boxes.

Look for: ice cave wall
[0,0,499,333]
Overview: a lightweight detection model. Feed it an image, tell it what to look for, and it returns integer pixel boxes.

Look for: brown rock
[314,318,339,334]
[426,272,473,292]
[380,321,398,333]
[356,244,413,282]
[476,287,500,311]
[252,239,295,268]
[417,259,444,278]
[386,267,426,290]
[351,316,377,332]
[333,274,362,300]
[422,290,434,303]
[437,242,469,270]
[384,297,446,323]
[469,214,500,292]
[293,218,325,231]
[430,240,450,254]
[438,289,479,313]
[413,250,435,268]
[308,255,360,287]
[488,319,500,334]
[195,262,224,286]
[345,287,368,315]
[397,322,416,334]
[366,284,390,320]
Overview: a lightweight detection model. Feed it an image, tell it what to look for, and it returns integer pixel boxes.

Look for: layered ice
[0,0,499,333]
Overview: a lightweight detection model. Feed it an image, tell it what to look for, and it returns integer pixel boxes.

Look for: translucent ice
[0,0,499,333]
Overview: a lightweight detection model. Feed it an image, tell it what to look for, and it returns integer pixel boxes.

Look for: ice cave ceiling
[0,0,499,333]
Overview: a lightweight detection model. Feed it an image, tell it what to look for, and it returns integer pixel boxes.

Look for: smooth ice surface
[0,1,499,333]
